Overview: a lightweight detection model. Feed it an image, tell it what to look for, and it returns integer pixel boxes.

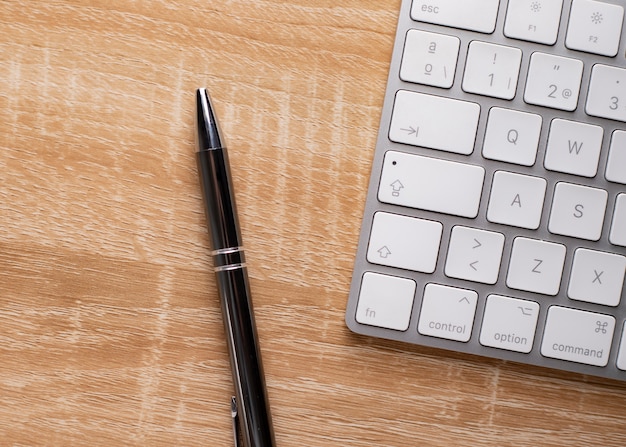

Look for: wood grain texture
[1,1,626,445]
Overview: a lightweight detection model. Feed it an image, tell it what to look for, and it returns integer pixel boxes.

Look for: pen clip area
[231,396,242,447]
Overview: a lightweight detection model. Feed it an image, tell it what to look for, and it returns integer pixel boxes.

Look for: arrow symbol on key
[469,261,479,271]
[377,246,392,258]
[390,180,404,197]
[400,125,419,137]
[472,238,482,249]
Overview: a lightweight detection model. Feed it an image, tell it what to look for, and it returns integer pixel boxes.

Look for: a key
[378,151,485,218]
[389,90,480,155]
[487,171,547,230]
[541,306,615,367]
[566,0,624,57]
[548,182,608,241]
[524,52,583,111]
[568,248,626,307]
[479,295,540,354]
[544,118,603,177]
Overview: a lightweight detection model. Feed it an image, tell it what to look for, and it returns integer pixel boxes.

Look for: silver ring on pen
[211,246,244,257]
[214,263,247,273]
[211,246,246,271]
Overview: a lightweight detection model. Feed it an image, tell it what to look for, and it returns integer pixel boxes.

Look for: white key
[400,30,460,88]
[548,182,608,241]
[544,118,603,177]
[487,171,547,230]
[568,248,626,307]
[587,65,626,123]
[389,90,480,155]
[504,0,564,45]
[482,107,542,166]
[445,226,505,284]
[541,306,615,367]
[610,194,626,247]
[378,151,485,218]
[462,41,522,100]
[566,0,624,57]
[524,52,583,111]
[356,272,416,331]
[411,0,500,34]
[507,237,566,296]
[617,323,626,370]
[418,283,478,342]
[367,212,443,273]
[606,131,626,184]
[479,295,540,354]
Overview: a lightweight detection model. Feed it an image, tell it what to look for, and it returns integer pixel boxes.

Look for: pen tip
[195,88,224,150]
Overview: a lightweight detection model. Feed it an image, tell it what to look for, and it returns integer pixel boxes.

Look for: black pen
[195,88,276,447]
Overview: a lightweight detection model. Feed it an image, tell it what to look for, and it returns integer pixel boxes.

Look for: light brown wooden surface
[2,1,626,446]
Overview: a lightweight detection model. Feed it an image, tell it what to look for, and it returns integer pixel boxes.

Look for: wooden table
[2,1,626,445]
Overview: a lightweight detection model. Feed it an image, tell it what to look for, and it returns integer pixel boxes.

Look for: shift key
[389,91,480,155]
[378,151,485,218]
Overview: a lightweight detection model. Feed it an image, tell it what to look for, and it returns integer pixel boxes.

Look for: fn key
[356,272,416,331]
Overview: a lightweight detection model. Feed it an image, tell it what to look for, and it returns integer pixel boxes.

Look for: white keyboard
[346,0,626,381]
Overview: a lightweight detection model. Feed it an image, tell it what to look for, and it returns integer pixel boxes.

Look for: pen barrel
[216,266,275,447]
[196,148,243,253]
[196,147,275,447]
